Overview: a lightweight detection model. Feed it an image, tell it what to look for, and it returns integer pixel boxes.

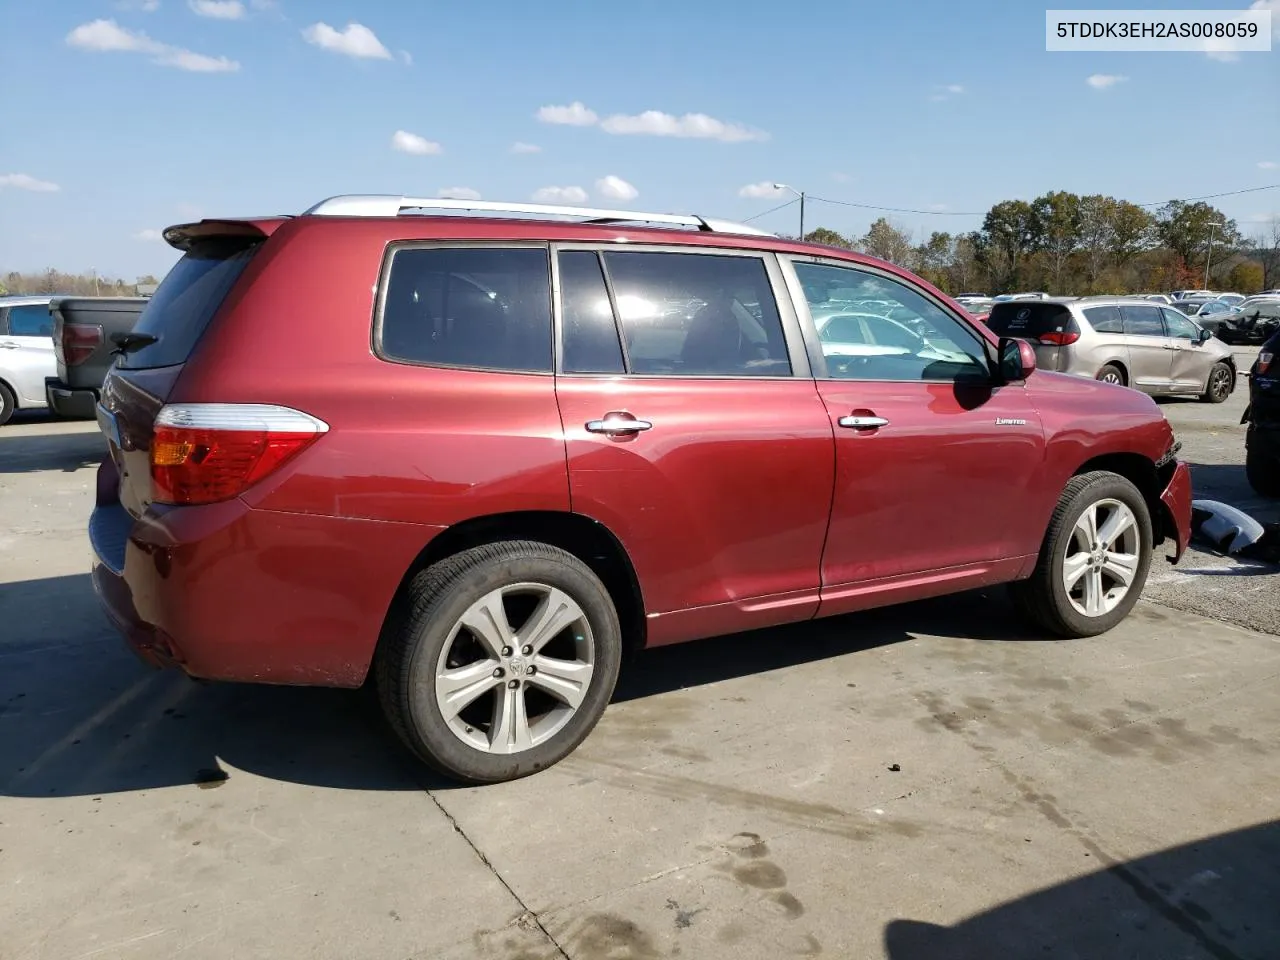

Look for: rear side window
[600,252,790,377]
[119,238,260,369]
[6,304,53,338]
[987,302,1077,339]
[559,251,624,374]
[1120,304,1166,336]
[1082,305,1123,333]
[380,247,552,373]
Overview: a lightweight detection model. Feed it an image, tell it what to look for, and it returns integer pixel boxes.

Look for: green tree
[1156,201,1240,278]
[802,227,854,249]
[976,200,1039,292]
[1227,260,1263,293]
[1109,201,1156,267]
[860,217,914,266]
[914,231,954,289]
[1077,195,1115,286]
[1031,191,1081,293]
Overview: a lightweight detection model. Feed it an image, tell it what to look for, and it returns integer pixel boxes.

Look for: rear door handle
[586,413,653,435]
[838,415,889,430]
[0,342,18,349]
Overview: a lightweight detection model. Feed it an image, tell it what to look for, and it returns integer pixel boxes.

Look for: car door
[780,257,1046,613]
[1162,308,1211,392]
[1118,302,1173,394]
[552,246,835,646]
[0,302,56,405]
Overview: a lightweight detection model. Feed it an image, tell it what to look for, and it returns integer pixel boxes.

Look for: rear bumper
[45,378,98,419]
[1159,460,1193,563]
[89,475,444,686]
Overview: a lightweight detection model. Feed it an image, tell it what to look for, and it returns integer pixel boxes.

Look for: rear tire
[1201,361,1234,404]
[1096,364,1126,387]
[1010,471,1153,638]
[1246,438,1280,498]
[375,540,622,784]
[0,382,15,426]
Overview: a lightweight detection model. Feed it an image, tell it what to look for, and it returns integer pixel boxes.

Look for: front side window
[795,261,990,382]
[6,304,53,338]
[380,246,553,372]
[599,252,790,377]
[1162,310,1201,340]
[1120,304,1166,337]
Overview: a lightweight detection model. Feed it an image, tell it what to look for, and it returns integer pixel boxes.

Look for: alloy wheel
[1210,366,1232,401]
[1062,498,1141,618]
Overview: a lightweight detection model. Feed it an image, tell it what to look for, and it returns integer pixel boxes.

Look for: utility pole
[773,183,806,241]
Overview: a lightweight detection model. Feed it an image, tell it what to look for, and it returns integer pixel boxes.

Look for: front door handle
[0,342,18,349]
[585,412,653,435]
[838,415,889,430]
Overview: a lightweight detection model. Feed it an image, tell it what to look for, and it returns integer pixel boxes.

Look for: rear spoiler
[162,218,286,252]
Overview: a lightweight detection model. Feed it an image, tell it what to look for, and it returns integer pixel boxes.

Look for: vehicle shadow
[1188,461,1280,524]
[0,573,1032,798]
[884,819,1280,960]
[0,426,105,474]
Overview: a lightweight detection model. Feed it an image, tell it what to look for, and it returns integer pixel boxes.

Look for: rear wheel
[1096,364,1125,387]
[1011,472,1153,638]
[1201,362,1234,404]
[0,382,15,426]
[376,541,622,784]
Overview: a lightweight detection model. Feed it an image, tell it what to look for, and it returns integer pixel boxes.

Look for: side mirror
[1198,327,1214,343]
[998,337,1036,382]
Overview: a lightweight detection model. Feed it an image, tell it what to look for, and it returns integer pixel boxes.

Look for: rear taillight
[59,324,103,366]
[1259,351,1273,375]
[150,404,328,505]
[1038,331,1080,346]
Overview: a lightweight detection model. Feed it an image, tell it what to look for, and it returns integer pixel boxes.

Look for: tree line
[0,270,159,298]
[800,195,1280,297]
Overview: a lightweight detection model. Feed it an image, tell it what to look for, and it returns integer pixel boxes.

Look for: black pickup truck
[46,298,147,418]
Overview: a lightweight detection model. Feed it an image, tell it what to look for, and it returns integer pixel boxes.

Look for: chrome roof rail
[301,195,774,236]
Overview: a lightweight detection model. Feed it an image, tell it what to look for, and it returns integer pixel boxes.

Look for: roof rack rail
[301,195,774,237]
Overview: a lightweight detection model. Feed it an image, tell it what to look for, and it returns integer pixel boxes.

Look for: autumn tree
[976,200,1038,292]
[1031,191,1081,293]
[1156,201,1240,281]
[859,217,914,267]
[802,227,854,249]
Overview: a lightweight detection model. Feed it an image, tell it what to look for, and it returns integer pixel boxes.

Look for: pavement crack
[422,790,570,960]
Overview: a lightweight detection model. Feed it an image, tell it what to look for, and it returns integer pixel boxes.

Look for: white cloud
[946,84,965,94]
[1252,0,1280,36]
[929,84,965,102]
[738,181,785,199]
[1257,160,1278,169]
[596,175,638,201]
[398,50,412,65]
[532,186,588,204]
[1087,73,1127,89]
[302,22,392,60]
[134,228,165,242]
[65,18,239,71]
[189,0,244,19]
[116,0,160,10]
[0,173,60,193]
[510,142,542,155]
[437,187,481,200]
[390,130,442,155]
[600,110,766,142]
[536,101,598,126]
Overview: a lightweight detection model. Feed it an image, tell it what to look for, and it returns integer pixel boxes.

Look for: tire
[1010,471,1153,639]
[1201,361,1234,404]
[375,540,622,784]
[0,381,15,426]
[1096,364,1125,387]
[1246,439,1280,499]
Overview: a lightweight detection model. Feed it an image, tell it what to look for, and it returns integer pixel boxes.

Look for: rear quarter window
[1082,305,1123,334]
[987,302,1077,339]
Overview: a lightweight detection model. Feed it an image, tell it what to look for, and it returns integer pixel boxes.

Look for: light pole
[1203,220,1225,289]
[773,183,805,240]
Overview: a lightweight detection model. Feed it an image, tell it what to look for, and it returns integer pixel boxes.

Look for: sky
[1,0,1278,280]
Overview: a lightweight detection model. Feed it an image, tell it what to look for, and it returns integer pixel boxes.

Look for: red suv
[91,196,1192,783]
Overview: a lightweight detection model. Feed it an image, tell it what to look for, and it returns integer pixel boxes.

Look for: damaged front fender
[1160,461,1193,563]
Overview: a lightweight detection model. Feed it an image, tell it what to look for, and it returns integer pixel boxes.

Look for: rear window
[118,237,260,369]
[987,302,1077,338]
[1082,305,1123,333]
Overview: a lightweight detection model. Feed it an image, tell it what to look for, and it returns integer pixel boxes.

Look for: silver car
[987,297,1237,403]
[0,296,56,425]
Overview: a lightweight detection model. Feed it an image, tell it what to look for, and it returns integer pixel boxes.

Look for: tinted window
[381,247,552,372]
[1163,310,1200,340]
[6,304,53,338]
[601,252,790,377]
[1201,301,1230,315]
[987,301,1076,338]
[1172,302,1199,316]
[1082,305,1123,334]
[559,251,624,374]
[1120,304,1166,336]
[119,238,260,369]
[797,262,989,382]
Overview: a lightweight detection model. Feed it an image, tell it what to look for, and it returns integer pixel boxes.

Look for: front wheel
[375,541,622,784]
[1011,472,1153,638]
[0,382,15,426]
[1201,362,1234,404]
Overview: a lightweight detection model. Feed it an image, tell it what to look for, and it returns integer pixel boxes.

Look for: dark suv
[90,196,1191,783]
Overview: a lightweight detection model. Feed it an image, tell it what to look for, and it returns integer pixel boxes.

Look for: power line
[1134,182,1280,208]
[807,195,986,216]
[741,196,798,223]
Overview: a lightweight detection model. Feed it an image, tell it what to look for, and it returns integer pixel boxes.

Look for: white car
[0,296,56,425]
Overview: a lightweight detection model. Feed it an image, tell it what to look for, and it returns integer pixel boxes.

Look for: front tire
[1011,472,1153,638]
[0,382,15,426]
[1201,361,1234,404]
[375,541,622,784]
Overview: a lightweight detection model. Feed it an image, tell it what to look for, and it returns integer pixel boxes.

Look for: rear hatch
[986,301,1079,372]
[50,297,147,388]
[98,224,267,520]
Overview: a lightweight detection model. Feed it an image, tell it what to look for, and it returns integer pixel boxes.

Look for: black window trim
[550,242,811,380]
[780,254,999,384]
[372,240,557,376]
